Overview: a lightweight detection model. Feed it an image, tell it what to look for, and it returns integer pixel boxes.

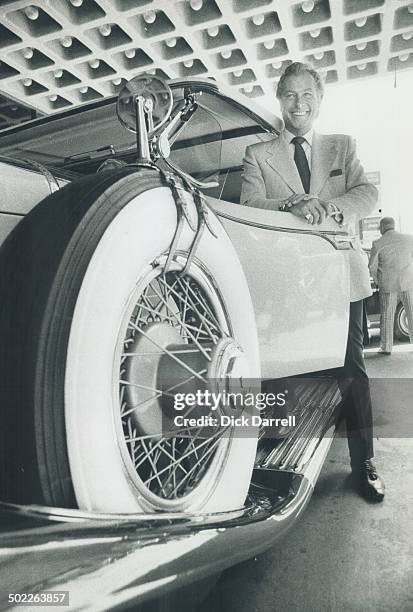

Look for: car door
[210,200,349,378]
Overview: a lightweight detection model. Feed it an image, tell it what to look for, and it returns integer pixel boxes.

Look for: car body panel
[0,160,69,246]
[0,161,58,216]
[210,199,349,377]
[0,214,21,247]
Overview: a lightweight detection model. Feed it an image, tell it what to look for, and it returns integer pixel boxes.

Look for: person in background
[241,61,385,502]
[369,216,413,354]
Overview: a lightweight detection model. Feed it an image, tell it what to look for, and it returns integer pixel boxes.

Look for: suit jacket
[240,131,378,301]
[369,230,413,292]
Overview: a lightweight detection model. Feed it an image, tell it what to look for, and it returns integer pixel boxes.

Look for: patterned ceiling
[0,0,413,129]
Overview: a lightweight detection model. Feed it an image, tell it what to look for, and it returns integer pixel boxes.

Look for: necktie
[291,136,310,194]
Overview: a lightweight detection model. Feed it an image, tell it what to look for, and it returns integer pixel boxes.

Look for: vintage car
[365,276,410,342]
[0,76,352,609]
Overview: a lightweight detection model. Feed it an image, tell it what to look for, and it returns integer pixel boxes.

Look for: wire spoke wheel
[116,267,235,509]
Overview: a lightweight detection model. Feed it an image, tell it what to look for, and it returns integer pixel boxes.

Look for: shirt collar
[284,128,313,147]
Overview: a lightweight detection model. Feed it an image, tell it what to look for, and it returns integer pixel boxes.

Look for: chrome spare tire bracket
[158,170,218,275]
[182,189,218,276]
[161,172,196,273]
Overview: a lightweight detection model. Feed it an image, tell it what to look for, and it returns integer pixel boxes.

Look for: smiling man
[241,62,385,502]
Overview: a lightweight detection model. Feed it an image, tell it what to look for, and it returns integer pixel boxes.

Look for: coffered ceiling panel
[0,0,412,128]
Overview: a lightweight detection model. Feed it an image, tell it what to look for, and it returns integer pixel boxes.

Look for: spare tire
[0,168,260,514]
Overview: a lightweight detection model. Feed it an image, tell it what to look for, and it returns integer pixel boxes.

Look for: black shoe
[353,459,385,502]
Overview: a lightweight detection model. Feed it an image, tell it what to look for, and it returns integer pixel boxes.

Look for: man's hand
[280,194,330,225]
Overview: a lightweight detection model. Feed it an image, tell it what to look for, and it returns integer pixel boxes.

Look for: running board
[257,378,341,474]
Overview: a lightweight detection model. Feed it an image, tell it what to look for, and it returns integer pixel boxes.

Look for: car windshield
[167,85,277,196]
[0,80,279,190]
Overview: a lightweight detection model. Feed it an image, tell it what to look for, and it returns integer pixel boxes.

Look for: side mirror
[116,75,173,163]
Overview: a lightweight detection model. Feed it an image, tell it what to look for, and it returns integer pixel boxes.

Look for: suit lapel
[310,133,338,196]
[265,134,303,194]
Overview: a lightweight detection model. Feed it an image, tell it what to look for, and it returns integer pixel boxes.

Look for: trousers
[337,300,374,464]
[379,288,413,352]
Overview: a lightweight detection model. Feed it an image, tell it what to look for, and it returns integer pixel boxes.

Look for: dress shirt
[283,128,313,168]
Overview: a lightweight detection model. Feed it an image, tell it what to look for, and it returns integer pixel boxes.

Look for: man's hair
[380,217,395,233]
[276,62,324,99]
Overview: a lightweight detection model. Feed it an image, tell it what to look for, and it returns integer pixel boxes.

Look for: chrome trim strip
[19,158,60,194]
[0,211,25,218]
[215,209,350,250]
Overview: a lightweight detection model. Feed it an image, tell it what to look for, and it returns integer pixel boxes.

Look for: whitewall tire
[0,169,260,514]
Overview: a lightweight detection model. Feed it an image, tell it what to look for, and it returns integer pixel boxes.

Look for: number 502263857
[6,591,69,606]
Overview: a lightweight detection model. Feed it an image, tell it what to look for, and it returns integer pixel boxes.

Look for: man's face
[278,72,322,135]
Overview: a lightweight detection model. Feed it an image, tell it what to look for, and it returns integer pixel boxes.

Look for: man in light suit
[241,62,384,501]
[369,216,413,354]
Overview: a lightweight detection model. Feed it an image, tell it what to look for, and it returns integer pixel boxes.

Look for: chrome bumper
[0,435,333,611]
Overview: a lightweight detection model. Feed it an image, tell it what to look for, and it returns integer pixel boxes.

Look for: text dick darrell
[173,414,297,428]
